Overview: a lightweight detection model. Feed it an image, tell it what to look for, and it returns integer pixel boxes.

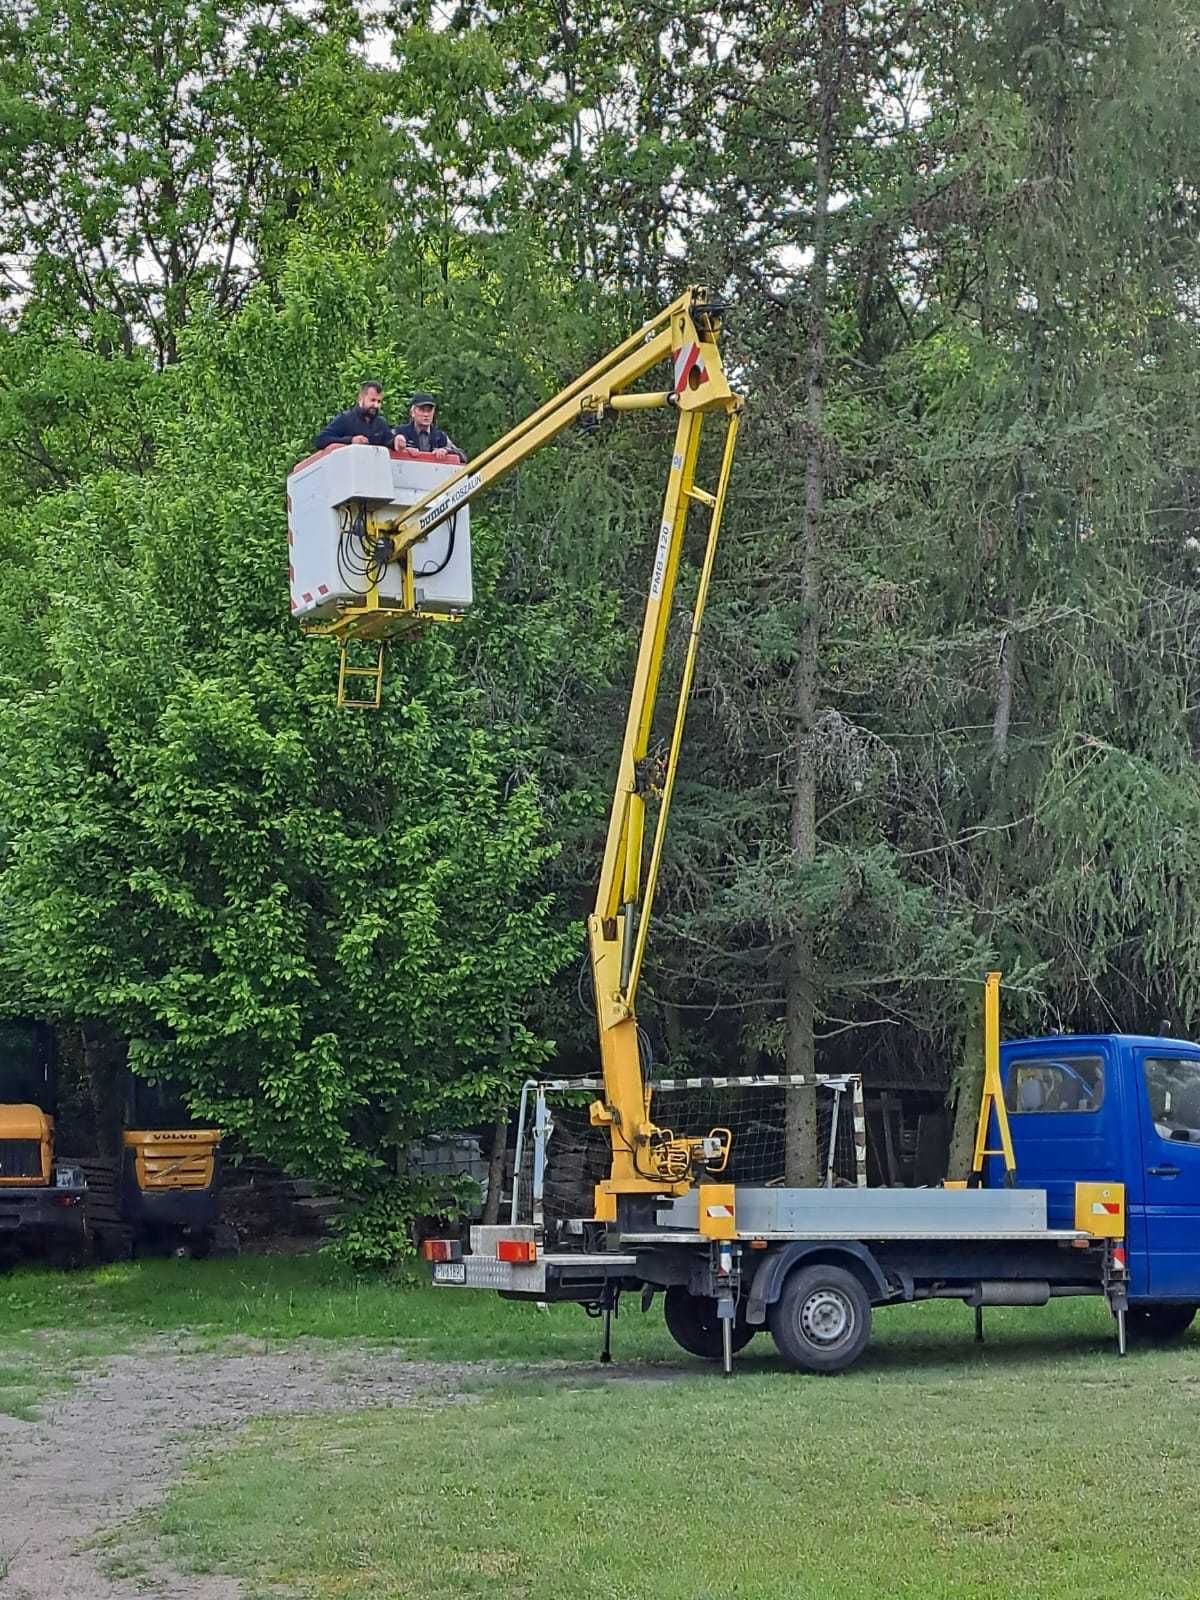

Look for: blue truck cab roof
[1004,1033,1200,1056]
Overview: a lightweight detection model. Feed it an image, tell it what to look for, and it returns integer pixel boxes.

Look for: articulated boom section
[583,1007,732,1206]
[299,287,745,1204]
[583,304,743,1207]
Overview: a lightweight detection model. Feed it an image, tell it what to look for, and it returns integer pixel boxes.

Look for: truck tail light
[420,1238,462,1263]
[497,1238,537,1264]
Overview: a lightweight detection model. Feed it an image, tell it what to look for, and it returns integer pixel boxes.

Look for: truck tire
[45,1238,90,1271]
[768,1263,872,1374]
[93,1224,134,1263]
[1126,1303,1197,1342]
[190,1223,240,1260]
[663,1286,755,1360]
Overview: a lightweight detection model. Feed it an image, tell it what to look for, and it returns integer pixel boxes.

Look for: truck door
[999,1045,1116,1230]
[1133,1048,1200,1301]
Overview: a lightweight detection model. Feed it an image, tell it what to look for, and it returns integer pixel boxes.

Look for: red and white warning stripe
[851,1077,868,1188]
[673,342,710,394]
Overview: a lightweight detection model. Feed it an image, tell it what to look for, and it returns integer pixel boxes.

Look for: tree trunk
[80,1023,127,1159]
[946,1010,985,1180]
[481,1110,508,1226]
[784,1,845,1186]
[991,630,1015,771]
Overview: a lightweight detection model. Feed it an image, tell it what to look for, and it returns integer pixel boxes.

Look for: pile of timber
[221,1158,342,1238]
[79,1156,131,1254]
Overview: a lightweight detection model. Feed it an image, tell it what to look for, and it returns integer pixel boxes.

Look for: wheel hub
[800,1288,853,1345]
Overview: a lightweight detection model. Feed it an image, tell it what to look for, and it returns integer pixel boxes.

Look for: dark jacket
[395,421,466,461]
[313,406,396,451]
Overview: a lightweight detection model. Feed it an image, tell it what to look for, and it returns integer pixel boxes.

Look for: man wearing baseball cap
[394,393,467,462]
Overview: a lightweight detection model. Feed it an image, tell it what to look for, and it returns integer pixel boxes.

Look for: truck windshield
[126,1075,196,1131]
[1005,1055,1104,1114]
[0,1020,51,1106]
[1144,1057,1200,1143]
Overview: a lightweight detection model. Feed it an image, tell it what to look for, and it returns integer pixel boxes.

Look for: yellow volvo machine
[296,290,1140,1376]
[84,1073,229,1260]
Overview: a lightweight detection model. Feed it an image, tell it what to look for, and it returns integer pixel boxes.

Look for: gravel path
[0,1341,476,1600]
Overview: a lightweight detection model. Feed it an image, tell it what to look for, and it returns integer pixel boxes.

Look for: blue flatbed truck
[429,1032,1200,1374]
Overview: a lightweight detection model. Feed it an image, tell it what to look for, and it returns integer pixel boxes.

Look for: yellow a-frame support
[969,971,1017,1184]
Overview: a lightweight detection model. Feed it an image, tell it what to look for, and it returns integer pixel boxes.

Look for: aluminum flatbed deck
[654,1182,1076,1243]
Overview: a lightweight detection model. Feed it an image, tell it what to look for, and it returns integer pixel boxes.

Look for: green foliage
[0,247,574,1261]
[7,0,1200,1238]
[0,330,157,503]
[332,1173,482,1271]
[0,0,398,360]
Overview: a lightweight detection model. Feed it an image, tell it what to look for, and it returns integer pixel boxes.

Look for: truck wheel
[212,1222,241,1258]
[191,1223,240,1260]
[94,1225,134,1263]
[1126,1303,1197,1342]
[768,1263,872,1374]
[45,1239,90,1272]
[663,1287,755,1360]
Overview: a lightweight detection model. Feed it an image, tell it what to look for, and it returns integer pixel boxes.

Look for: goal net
[511,1074,866,1232]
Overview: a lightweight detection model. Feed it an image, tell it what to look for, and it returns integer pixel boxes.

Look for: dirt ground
[1,1341,478,1600]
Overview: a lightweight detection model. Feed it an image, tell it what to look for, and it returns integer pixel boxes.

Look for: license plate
[433,1261,467,1284]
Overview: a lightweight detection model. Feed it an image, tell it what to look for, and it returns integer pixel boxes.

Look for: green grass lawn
[154,1300,1200,1600]
[6,1254,1200,1596]
[0,1251,680,1414]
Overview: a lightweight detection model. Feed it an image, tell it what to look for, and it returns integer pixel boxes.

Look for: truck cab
[0,1019,87,1259]
[999,1034,1200,1304]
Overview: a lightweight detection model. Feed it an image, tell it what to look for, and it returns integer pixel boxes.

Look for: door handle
[1148,1164,1180,1178]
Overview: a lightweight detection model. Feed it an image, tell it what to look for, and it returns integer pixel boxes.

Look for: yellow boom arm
[313,287,744,1203]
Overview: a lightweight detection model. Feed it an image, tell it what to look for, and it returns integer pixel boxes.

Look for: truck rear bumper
[432,1251,637,1299]
[0,1185,87,1239]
